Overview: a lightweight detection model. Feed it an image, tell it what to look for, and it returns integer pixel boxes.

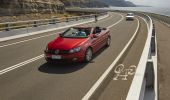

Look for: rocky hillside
[0,0,136,15]
[60,0,136,7]
[0,0,65,15]
[60,0,108,8]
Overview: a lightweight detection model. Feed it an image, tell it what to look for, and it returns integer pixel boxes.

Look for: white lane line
[82,17,140,100]
[97,13,112,23]
[0,33,58,48]
[0,55,44,75]
[0,14,124,76]
[0,14,109,43]
[107,14,124,29]
[138,16,149,31]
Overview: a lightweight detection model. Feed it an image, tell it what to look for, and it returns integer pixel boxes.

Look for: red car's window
[62,27,91,38]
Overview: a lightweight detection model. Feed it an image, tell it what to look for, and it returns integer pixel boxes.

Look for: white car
[126,13,134,20]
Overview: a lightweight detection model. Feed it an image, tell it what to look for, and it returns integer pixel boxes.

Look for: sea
[108,7,170,16]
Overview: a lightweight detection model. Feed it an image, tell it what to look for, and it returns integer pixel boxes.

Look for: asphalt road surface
[0,12,148,100]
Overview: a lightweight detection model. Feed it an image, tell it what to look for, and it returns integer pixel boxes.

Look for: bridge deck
[0,12,150,100]
[154,20,170,100]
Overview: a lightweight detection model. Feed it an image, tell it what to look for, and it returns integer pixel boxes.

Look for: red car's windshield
[61,27,91,38]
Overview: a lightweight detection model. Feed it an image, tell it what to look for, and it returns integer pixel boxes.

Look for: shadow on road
[38,63,87,74]
[38,46,109,74]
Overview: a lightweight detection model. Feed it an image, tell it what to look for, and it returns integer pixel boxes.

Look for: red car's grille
[46,49,69,54]
[46,58,71,63]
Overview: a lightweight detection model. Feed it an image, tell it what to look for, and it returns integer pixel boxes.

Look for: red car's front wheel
[84,48,93,62]
[106,36,111,47]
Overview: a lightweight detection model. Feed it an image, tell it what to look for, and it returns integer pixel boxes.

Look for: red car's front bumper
[44,51,85,63]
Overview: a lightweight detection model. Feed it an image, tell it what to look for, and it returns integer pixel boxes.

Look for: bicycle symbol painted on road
[113,64,136,80]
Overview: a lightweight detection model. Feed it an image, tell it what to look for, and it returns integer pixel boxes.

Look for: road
[0,12,148,100]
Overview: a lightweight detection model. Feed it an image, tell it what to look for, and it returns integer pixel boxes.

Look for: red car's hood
[48,37,88,50]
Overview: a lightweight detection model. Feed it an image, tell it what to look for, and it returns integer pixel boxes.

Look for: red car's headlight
[69,47,81,53]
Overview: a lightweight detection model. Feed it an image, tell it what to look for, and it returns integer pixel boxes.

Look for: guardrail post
[151,37,156,55]
[151,23,156,55]
[53,19,56,24]
[69,18,73,22]
[33,21,37,27]
[152,24,155,37]
[50,19,56,24]
[82,16,85,19]
[145,61,155,88]
[26,22,29,33]
[76,17,78,21]
[5,23,10,31]
[55,18,60,23]
[66,18,69,22]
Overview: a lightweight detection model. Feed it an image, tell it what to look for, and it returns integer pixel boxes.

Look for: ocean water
[108,7,170,16]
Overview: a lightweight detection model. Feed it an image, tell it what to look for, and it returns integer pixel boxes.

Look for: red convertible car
[44,26,111,63]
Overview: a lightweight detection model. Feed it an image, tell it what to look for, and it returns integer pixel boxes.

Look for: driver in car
[93,27,101,34]
[76,30,87,36]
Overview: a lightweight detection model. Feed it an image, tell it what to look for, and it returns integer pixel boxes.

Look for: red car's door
[91,28,106,52]
[95,30,107,49]
[98,30,109,47]
[91,37,98,53]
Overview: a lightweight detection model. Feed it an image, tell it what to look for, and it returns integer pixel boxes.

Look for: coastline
[109,7,170,16]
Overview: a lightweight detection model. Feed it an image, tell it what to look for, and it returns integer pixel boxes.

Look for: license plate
[52,55,61,59]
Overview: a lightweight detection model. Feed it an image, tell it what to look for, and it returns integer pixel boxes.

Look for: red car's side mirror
[59,33,63,37]
[93,34,98,38]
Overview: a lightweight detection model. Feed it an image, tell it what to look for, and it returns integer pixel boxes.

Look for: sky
[126,0,170,8]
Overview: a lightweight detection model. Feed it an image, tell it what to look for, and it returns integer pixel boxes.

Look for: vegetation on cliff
[0,0,136,22]
[0,0,65,15]
[0,0,136,15]
[60,0,136,8]
[60,0,108,8]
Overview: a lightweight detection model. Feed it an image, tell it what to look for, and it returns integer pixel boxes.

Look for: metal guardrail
[113,10,158,100]
[0,13,106,31]
[126,12,157,100]
[147,13,170,26]
[112,10,157,100]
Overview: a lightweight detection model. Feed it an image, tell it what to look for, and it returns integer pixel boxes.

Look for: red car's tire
[106,36,111,47]
[84,48,93,62]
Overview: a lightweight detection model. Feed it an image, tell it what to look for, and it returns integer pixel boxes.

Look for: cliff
[0,0,136,15]
[60,0,136,8]
[0,0,65,15]
[60,0,108,8]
